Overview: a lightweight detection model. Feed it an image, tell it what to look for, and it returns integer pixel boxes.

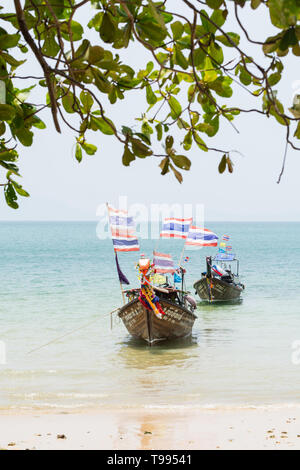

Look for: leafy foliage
[0,0,300,207]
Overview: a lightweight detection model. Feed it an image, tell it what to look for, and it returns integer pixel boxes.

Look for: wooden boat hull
[118,298,197,345]
[194,277,243,302]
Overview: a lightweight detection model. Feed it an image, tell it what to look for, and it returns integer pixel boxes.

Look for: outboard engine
[206,256,212,278]
[184,294,197,312]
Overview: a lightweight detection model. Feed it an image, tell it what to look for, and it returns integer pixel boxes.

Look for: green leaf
[114,22,132,49]
[137,20,167,43]
[192,47,206,67]
[0,121,5,136]
[0,104,16,121]
[203,57,218,82]
[46,0,65,17]
[148,0,168,33]
[270,99,289,126]
[75,143,82,162]
[5,182,18,209]
[146,85,157,105]
[61,21,84,41]
[269,0,300,28]
[0,33,20,50]
[200,10,211,33]
[268,72,281,86]
[0,51,25,68]
[82,142,97,155]
[159,157,170,175]
[279,28,298,51]
[208,77,233,97]
[263,35,281,54]
[42,29,60,57]
[292,43,300,56]
[15,127,33,146]
[294,121,300,139]
[171,21,184,40]
[239,68,252,86]
[131,138,153,157]
[93,71,112,94]
[10,180,29,197]
[165,135,174,150]
[251,0,261,8]
[90,115,115,135]
[174,45,189,70]
[205,115,219,136]
[100,12,117,43]
[194,132,208,151]
[31,116,46,129]
[168,96,182,119]
[171,154,191,170]
[80,90,93,113]
[88,46,105,64]
[226,156,234,173]
[215,32,240,47]
[122,145,135,166]
[0,149,18,161]
[170,163,183,183]
[183,131,192,151]
[155,123,163,141]
[141,121,153,136]
[206,0,224,8]
[210,9,227,33]
[62,91,78,114]
[218,154,226,173]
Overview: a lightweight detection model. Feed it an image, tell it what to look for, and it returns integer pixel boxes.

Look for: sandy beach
[1,406,300,450]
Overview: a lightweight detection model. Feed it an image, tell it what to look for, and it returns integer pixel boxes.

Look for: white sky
[0,1,299,221]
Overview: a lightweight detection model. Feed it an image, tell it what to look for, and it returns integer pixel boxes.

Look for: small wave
[11,392,108,399]
[0,403,87,410]
[0,369,58,376]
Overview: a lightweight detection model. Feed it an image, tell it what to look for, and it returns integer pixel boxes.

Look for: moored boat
[118,257,197,345]
[106,208,197,344]
[119,288,197,345]
[194,254,245,302]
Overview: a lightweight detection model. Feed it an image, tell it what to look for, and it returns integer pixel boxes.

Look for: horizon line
[0,219,300,223]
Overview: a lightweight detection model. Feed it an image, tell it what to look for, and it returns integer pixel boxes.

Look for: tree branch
[13,0,61,133]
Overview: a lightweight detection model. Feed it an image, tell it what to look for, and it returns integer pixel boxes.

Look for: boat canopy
[214,253,236,261]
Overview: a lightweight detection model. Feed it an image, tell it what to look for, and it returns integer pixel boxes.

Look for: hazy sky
[1,1,300,221]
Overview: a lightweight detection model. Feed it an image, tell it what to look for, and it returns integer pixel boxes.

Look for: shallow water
[0,221,300,410]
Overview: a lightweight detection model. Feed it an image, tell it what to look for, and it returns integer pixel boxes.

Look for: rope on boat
[27,307,120,355]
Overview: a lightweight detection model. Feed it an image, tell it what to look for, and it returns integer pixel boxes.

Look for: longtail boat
[194,254,245,302]
[118,259,197,345]
[106,206,197,345]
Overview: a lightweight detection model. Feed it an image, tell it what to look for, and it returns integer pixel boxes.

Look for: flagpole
[178,242,186,267]
[106,202,126,305]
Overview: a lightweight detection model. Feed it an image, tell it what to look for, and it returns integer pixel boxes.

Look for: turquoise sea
[0,221,300,411]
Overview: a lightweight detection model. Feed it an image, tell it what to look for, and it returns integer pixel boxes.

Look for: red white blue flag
[153,251,175,274]
[108,205,139,252]
[160,217,192,239]
[185,226,218,247]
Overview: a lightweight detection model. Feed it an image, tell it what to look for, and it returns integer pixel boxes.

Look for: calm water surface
[0,222,300,410]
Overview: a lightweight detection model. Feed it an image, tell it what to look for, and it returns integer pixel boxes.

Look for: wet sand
[1,407,300,450]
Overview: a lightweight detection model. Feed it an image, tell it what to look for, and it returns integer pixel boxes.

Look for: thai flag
[185,226,218,247]
[153,251,175,274]
[108,205,139,252]
[160,217,192,239]
[226,245,232,251]
[222,235,230,241]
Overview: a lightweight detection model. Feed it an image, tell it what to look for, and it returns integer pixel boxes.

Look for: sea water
[0,221,300,411]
